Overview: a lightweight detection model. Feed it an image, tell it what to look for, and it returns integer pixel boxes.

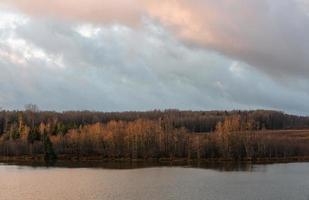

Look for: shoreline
[1,155,309,166]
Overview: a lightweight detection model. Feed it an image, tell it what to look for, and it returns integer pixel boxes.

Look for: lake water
[0,162,309,200]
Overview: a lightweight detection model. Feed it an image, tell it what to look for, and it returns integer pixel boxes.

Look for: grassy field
[254,129,309,141]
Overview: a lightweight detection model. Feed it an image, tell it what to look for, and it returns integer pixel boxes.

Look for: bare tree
[24,104,39,112]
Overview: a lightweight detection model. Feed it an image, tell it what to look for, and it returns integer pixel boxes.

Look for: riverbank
[1,155,309,167]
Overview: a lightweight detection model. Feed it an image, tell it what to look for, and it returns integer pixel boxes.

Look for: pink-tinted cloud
[2,0,143,26]
[3,0,309,78]
[146,0,309,78]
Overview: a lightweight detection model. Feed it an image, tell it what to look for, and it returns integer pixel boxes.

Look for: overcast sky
[0,0,309,115]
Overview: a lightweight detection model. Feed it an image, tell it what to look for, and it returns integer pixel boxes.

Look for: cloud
[3,0,309,79]
[1,9,309,114]
[1,0,143,26]
[146,0,309,78]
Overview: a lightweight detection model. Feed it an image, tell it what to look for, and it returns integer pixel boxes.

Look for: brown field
[254,129,309,141]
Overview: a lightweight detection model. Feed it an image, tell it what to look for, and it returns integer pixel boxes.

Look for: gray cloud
[147,0,309,79]
[3,0,309,79]
[1,9,309,114]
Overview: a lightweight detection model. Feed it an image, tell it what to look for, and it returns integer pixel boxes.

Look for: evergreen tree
[43,133,57,161]
[27,127,41,144]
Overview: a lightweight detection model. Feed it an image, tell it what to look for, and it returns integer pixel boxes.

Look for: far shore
[1,155,309,167]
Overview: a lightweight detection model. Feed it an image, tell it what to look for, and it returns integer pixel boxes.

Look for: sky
[0,0,309,114]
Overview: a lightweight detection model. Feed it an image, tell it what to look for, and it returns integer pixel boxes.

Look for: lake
[0,162,308,200]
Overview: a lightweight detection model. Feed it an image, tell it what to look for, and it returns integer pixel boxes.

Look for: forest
[1,105,309,162]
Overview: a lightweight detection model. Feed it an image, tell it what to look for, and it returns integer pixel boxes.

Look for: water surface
[0,162,308,200]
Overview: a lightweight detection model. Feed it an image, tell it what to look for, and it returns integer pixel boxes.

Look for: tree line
[0,107,309,161]
[1,107,309,134]
[0,117,308,161]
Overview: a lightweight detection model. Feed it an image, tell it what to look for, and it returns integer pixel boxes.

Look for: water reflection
[0,159,287,172]
[0,162,308,200]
